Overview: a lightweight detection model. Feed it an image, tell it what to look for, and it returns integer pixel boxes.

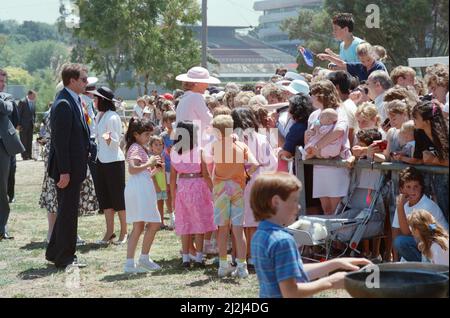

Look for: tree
[284,0,449,69]
[2,66,33,86]
[131,0,202,92]
[325,0,449,66]
[63,0,155,90]
[285,0,449,66]
[16,21,60,42]
[31,68,58,112]
[64,0,202,91]
[281,9,337,72]
[0,20,19,35]
[23,40,69,73]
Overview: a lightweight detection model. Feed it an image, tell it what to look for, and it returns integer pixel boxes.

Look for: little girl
[408,209,449,265]
[304,108,342,159]
[170,120,216,268]
[149,135,170,230]
[124,118,163,273]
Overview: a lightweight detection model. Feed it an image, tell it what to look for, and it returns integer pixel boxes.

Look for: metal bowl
[376,262,449,277]
[345,269,449,298]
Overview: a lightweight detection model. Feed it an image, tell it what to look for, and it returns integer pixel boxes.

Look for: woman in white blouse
[89,87,127,245]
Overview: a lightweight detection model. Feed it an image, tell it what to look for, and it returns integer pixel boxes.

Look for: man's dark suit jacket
[0,93,25,156]
[47,88,90,184]
[17,98,36,128]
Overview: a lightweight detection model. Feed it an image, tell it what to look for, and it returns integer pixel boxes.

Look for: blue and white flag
[299,47,315,68]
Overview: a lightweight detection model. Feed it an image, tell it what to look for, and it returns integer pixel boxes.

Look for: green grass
[0,159,348,298]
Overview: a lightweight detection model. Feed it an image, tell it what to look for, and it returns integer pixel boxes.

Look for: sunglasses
[79,77,88,83]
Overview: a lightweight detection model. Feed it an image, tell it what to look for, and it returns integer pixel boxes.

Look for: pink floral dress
[170,147,216,235]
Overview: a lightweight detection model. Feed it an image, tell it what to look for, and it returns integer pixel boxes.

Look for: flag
[299,47,315,68]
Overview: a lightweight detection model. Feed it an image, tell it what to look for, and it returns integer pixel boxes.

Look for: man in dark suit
[0,69,25,241]
[7,98,19,204]
[45,64,91,269]
[17,90,37,160]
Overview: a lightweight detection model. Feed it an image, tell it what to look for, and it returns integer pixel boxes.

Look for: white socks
[182,254,190,263]
[126,259,135,267]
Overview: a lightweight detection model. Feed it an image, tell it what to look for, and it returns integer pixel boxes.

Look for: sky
[0,0,262,27]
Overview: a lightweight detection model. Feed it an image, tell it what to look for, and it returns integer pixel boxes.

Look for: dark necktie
[77,97,88,130]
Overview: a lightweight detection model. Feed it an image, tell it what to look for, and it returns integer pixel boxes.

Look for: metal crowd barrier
[294,146,449,215]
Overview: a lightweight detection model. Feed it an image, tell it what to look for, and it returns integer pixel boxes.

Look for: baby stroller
[288,169,387,261]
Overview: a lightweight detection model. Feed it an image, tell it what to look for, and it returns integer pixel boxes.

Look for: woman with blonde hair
[408,209,449,265]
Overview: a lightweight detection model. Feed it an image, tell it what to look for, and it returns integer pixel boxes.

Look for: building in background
[254,0,323,55]
[192,26,297,83]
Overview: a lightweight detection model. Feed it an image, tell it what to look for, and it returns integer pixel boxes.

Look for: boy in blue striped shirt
[250,172,371,298]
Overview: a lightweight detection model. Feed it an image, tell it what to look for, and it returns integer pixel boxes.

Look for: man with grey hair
[367,70,394,123]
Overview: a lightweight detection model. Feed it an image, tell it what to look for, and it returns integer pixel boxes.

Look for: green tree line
[0,20,70,111]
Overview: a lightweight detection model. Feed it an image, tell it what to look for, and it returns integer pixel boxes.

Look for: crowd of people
[0,12,449,298]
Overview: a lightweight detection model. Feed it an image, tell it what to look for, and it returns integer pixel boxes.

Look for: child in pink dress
[170,121,216,268]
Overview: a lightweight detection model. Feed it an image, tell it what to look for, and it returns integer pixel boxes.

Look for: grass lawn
[0,159,349,298]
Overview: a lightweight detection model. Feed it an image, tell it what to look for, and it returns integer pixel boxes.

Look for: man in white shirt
[175,67,220,148]
[367,71,394,124]
[393,167,448,262]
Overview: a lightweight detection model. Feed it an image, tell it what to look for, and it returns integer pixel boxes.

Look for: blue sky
[0,0,261,27]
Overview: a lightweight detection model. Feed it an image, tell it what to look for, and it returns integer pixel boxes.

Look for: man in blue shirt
[317,42,387,82]
[250,172,371,298]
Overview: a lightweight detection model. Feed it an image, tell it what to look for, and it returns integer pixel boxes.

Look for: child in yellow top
[149,135,168,229]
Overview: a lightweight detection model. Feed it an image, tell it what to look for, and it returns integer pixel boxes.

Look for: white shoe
[138,258,161,271]
[113,234,128,245]
[232,265,249,279]
[124,263,148,274]
[189,254,197,262]
[218,266,235,278]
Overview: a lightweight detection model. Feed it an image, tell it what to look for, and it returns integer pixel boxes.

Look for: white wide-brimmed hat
[176,66,221,84]
[87,77,98,85]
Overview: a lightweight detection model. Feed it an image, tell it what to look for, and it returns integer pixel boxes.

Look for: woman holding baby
[306,80,351,215]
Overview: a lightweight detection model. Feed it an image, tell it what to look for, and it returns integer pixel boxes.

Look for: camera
[373,140,388,151]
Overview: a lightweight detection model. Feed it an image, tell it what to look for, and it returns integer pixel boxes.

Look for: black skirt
[96,160,126,211]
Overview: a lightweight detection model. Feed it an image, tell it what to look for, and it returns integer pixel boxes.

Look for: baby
[399,120,415,158]
[304,108,341,159]
[392,120,416,164]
